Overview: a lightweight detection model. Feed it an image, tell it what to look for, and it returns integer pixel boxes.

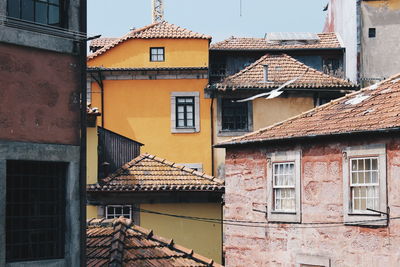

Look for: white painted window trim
[176,163,203,172]
[267,150,301,223]
[105,205,132,219]
[296,254,331,267]
[342,144,387,226]
[171,92,200,133]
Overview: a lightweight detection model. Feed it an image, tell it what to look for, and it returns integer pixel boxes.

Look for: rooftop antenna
[240,0,242,17]
[152,0,164,23]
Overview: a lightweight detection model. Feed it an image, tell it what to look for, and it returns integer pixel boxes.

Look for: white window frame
[342,144,387,226]
[171,92,200,133]
[267,150,301,223]
[105,205,132,219]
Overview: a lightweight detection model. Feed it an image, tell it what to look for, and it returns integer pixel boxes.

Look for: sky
[88,0,328,43]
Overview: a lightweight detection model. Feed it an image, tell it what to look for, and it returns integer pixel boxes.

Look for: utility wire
[133,207,397,229]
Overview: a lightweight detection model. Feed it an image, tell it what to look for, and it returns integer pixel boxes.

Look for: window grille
[176,97,195,128]
[221,99,248,131]
[7,0,65,27]
[6,160,66,262]
[272,162,296,212]
[350,157,379,212]
[106,205,132,219]
[150,47,165,62]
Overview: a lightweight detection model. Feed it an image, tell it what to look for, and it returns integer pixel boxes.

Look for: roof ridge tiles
[88,21,211,60]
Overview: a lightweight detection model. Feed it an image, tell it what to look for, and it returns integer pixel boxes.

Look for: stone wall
[223,136,400,266]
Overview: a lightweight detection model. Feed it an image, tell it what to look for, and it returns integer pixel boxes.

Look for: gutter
[209,47,345,52]
[214,127,400,148]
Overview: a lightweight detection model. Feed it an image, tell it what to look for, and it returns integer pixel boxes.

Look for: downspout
[79,0,87,265]
[210,96,214,176]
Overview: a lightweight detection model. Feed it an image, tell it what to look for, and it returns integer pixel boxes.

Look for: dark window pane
[21,0,34,21]
[6,160,66,262]
[175,97,195,128]
[49,0,59,4]
[35,1,47,24]
[48,5,60,25]
[221,99,248,130]
[7,0,21,18]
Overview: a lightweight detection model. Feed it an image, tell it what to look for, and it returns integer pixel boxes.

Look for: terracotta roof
[89,37,118,49]
[216,73,400,146]
[87,153,224,192]
[210,33,341,50]
[88,21,212,60]
[210,54,355,90]
[87,217,223,267]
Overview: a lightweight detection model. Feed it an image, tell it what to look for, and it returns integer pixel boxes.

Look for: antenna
[152,0,164,23]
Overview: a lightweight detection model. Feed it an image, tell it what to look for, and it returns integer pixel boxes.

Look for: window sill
[271,211,297,215]
[217,130,250,137]
[4,17,71,39]
[171,127,199,133]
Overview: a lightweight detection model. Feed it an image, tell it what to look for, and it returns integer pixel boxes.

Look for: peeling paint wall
[0,43,81,145]
[223,136,400,266]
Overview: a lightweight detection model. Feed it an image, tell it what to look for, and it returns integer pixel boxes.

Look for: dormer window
[150,47,165,62]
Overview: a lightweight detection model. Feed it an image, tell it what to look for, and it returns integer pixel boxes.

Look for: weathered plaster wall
[324,0,358,83]
[223,136,400,266]
[360,1,400,85]
[0,43,81,145]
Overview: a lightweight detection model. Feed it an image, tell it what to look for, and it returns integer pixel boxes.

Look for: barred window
[150,47,165,62]
[7,0,65,27]
[221,99,248,131]
[106,205,132,219]
[6,160,66,262]
[273,162,296,212]
[350,157,379,212]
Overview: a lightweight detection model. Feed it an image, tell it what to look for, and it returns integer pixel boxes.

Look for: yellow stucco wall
[87,205,98,219]
[86,126,98,184]
[88,38,209,68]
[140,203,222,264]
[90,79,212,173]
[213,96,314,176]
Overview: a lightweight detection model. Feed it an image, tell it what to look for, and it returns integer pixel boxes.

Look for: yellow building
[86,22,223,262]
[87,21,212,174]
[87,154,223,263]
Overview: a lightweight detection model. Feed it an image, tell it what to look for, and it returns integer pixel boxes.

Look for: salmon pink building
[216,73,400,266]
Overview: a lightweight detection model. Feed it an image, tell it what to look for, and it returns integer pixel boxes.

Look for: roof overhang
[214,127,400,148]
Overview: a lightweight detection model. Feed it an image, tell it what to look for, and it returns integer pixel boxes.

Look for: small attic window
[263,65,269,81]
[368,28,376,38]
[150,47,165,62]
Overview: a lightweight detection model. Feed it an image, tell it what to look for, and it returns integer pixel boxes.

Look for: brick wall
[223,136,400,266]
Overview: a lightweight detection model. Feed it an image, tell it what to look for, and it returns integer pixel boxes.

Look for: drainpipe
[79,0,87,265]
[210,96,214,176]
